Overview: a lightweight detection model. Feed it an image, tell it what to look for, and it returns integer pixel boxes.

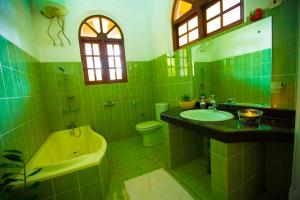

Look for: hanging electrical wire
[56,17,63,46]
[41,11,71,46]
[57,17,71,45]
[47,17,56,46]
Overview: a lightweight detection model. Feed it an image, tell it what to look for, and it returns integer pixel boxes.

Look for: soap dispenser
[200,96,206,109]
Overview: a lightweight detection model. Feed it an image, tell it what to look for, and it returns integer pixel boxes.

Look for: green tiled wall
[167,124,204,168]
[265,143,294,199]
[41,61,155,142]
[0,36,50,164]
[194,49,272,106]
[210,139,266,200]
[270,0,298,109]
[152,49,194,107]
[151,44,273,108]
[10,154,111,200]
[266,0,298,196]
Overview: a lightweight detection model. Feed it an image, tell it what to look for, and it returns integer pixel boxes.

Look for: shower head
[58,66,65,72]
[58,66,68,78]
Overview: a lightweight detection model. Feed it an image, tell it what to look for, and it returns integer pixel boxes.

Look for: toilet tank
[155,103,169,121]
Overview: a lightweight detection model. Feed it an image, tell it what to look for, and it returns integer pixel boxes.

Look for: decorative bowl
[179,99,196,110]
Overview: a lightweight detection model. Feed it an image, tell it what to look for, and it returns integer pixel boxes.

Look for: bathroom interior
[0,0,300,200]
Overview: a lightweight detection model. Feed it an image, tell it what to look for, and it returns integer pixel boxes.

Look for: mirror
[191,16,272,107]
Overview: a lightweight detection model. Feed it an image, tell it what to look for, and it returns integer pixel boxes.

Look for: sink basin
[180,109,234,122]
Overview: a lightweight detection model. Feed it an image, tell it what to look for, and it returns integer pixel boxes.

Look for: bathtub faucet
[67,122,78,136]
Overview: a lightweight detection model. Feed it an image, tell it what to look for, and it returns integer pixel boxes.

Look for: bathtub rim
[27,125,104,169]
[14,125,107,186]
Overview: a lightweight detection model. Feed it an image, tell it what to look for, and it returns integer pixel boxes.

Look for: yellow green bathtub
[10,125,111,200]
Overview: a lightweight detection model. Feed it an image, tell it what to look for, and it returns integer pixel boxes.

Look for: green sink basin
[180,109,234,122]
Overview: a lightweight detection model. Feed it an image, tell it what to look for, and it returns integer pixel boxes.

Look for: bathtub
[11,125,111,200]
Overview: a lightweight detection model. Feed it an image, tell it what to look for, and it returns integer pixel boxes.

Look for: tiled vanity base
[165,123,266,200]
[210,139,265,200]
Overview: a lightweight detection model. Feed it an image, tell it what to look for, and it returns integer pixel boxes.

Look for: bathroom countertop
[160,107,295,143]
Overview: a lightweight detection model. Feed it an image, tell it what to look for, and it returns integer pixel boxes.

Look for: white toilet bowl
[136,103,168,146]
[136,121,162,146]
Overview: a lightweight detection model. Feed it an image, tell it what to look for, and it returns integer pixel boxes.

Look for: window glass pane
[188,16,198,30]
[80,16,127,83]
[223,6,241,26]
[88,69,95,81]
[108,57,115,68]
[86,57,94,68]
[107,44,114,56]
[167,58,171,66]
[207,17,221,33]
[94,57,101,68]
[178,23,187,36]
[85,43,92,55]
[107,27,122,39]
[92,44,100,55]
[206,2,221,20]
[223,0,240,11]
[180,67,188,76]
[101,17,115,33]
[116,68,122,79]
[180,50,187,57]
[188,28,198,42]
[179,34,188,46]
[115,57,121,67]
[87,17,101,33]
[173,0,192,21]
[80,24,97,37]
[95,69,102,80]
[168,67,176,77]
[114,45,120,56]
[172,58,175,66]
[109,69,116,80]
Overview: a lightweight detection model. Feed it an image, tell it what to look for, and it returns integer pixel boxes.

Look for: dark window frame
[78,15,127,85]
[172,0,244,50]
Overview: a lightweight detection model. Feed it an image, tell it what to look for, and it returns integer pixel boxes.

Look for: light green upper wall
[1,0,272,62]
[0,0,38,59]
[148,0,174,60]
[32,0,157,62]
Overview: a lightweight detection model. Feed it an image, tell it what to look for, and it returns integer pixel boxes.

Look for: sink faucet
[208,95,218,111]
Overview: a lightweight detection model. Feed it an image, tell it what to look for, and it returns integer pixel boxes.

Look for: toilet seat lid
[136,121,161,130]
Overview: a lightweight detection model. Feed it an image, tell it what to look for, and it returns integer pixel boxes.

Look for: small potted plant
[179,94,196,109]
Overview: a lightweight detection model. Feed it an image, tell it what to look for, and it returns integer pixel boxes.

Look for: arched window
[172,0,243,50]
[79,15,127,84]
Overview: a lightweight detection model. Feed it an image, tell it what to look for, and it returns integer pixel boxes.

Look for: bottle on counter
[200,96,206,109]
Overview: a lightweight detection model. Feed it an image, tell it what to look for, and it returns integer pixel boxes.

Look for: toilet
[136,103,168,146]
